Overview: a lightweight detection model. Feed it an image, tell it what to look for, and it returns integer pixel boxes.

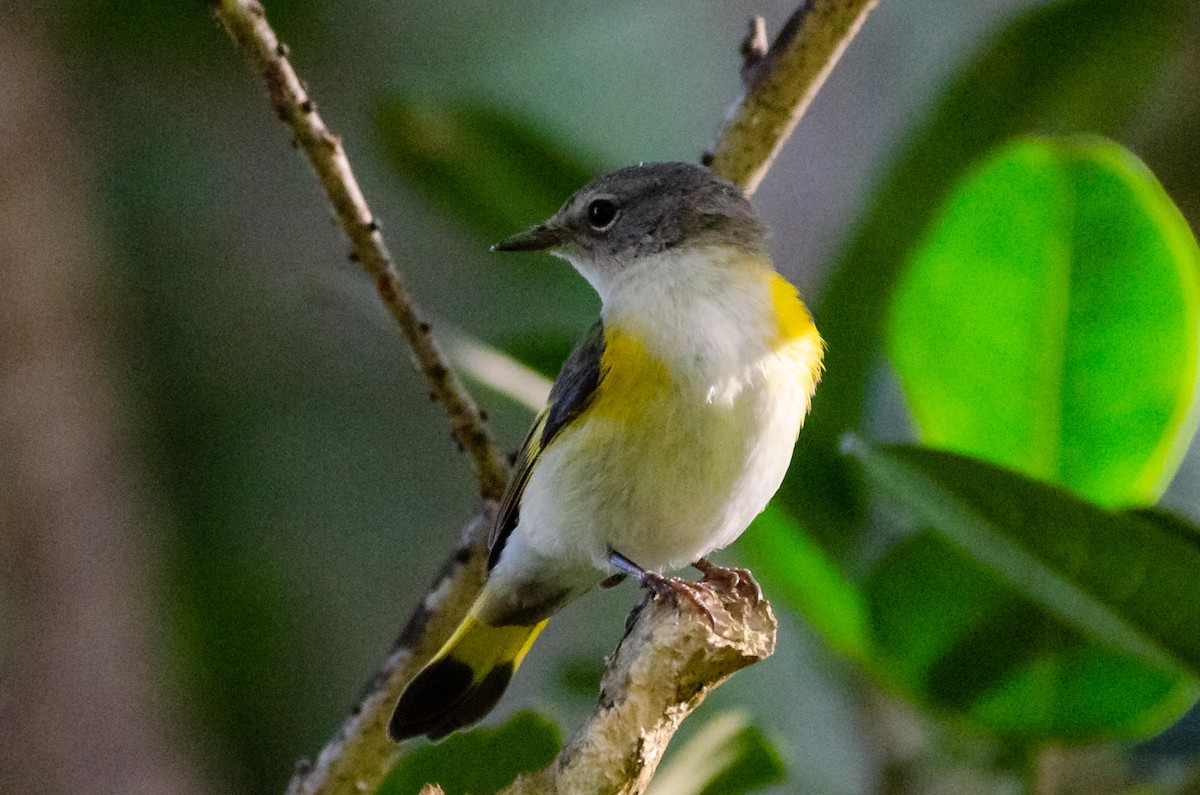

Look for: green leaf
[866,532,1192,739]
[740,506,870,662]
[784,0,1188,549]
[647,712,787,795]
[375,98,601,243]
[849,442,1200,732]
[378,711,560,795]
[889,137,1200,507]
[869,137,1200,739]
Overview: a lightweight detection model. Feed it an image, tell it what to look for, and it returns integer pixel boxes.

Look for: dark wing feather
[487,321,606,570]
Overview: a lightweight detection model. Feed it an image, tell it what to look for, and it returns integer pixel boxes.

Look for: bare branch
[708,0,881,194]
[502,576,776,795]
[209,0,510,501]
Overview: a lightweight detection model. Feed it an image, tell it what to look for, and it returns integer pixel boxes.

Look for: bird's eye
[586,199,619,231]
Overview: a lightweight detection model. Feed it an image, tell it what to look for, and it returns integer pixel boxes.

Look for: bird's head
[492,162,767,298]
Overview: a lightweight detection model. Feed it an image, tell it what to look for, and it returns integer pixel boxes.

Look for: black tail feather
[389,657,515,742]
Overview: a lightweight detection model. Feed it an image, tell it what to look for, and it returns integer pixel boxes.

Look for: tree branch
[502,576,776,795]
[209,0,510,502]
[207,1,877,794]
[708,0,881,194]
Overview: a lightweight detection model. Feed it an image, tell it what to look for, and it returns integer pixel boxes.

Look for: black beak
[490,224,566,252]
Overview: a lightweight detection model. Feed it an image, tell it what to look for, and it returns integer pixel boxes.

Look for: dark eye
[586,198,619,230]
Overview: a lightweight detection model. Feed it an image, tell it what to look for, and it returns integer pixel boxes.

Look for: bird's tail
[388,601,548,742]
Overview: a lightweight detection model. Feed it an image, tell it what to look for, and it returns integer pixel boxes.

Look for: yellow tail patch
[438,613,547,677]
[389,613,547,741]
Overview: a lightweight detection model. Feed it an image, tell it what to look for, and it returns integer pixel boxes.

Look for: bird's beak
[490,224,567,252]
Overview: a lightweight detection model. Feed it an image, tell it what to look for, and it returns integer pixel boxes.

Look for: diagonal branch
[708,0,881,195]
[209,0,510,502]
[207,2,878,794]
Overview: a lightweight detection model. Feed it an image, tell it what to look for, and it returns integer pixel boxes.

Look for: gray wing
[487,320,606,570]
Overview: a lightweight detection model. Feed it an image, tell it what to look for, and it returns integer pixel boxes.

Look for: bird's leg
[608,548,717,627]
[693,557,762,606]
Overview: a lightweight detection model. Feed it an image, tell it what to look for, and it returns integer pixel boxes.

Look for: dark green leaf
[648,712,787,795]
[378,711,560,795]
[784,0,1188,550]
[850,442,1200,686]
[889,137,1200,507]
[866,533,1192,739]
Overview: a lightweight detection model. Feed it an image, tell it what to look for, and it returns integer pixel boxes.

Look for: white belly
[514,354,808,574]
[491,248,822,599]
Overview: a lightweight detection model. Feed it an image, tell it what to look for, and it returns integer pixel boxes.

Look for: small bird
[389,161,823,741]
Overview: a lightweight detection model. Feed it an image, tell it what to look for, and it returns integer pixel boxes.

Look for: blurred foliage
[377,711,559,795]
[374,98,602,244]
[781,0,1189,553]
[741,507,870,663]
[647,712,787,795]
[855,445,1200,738]
[860,137,1200,739]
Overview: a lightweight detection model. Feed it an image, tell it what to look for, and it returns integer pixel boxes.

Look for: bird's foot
[640,571,718,629]
[692,558,762,606]
[607,547,718,629]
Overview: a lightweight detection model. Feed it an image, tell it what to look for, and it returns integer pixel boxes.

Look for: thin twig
[209,0,510,501]
[207,1,877,793]
[708,0,881,194]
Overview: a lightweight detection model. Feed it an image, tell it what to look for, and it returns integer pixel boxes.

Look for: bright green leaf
[850,442,1200,687]
[740,506,870,662]
[784,0,1187,550]
[378,711,560,795]
[889,137,1200,507]
[647,712,787,795]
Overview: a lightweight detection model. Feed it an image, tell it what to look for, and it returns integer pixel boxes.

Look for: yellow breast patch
[588,328,671,425]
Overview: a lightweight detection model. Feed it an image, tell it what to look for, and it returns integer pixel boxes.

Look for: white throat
[597,246,778,399]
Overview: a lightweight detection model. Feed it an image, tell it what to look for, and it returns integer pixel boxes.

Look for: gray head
[492,162,766,274]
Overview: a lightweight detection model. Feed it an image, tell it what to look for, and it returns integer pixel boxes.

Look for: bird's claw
[640,571,718,629]
[692,559,762,606]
